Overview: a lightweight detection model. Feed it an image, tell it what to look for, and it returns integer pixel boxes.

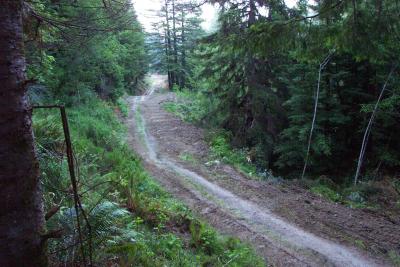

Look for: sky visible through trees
[134,0,298,31]
[134,0,218,31]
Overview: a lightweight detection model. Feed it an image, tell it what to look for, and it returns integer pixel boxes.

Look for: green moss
[179,152,196,163]
[354,239,366,250]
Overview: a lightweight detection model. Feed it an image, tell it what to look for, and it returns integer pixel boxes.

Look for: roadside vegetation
[33,95,264,266]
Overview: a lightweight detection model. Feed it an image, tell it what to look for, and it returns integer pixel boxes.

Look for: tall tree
[150,0,204,89]
[0,1,47,266]
[196,0,400,182]
[163,0,175,88]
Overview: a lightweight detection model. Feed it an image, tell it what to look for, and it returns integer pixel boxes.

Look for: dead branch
[41,228,64,243]
[301,51,335,180]
[33,105,93,267]
[45,205,60,221]
[353,64,397,185]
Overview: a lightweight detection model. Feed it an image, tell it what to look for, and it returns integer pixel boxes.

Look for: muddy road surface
[126,74,399,266]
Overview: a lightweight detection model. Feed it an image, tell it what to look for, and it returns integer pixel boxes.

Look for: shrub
[311,185,342,203]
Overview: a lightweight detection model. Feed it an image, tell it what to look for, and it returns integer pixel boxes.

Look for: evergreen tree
[149,0,205,89]
[0,1,46,265]
[195,0,400,182]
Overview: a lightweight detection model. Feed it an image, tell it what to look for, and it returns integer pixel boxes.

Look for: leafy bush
[190,219,223,255]
[163,88,222,126]
[311,185,342,203]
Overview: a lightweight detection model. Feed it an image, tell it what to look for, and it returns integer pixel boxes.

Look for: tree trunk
[0,1,47,266]
[248,0,256,26]
[164,0,175,89]
[245,0,258,132]
[164,28,173,89]
[180,8,186,88]
[172,0,179,86]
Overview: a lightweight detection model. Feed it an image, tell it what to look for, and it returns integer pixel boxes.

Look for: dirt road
[126,75,399,266]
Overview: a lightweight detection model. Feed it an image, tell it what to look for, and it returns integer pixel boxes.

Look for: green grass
[163,101,194,122]
[163,89,220,124]
[354,239,366,250]
[304,179,385,210]
[388,250,400,266]
[33,96,265,266]
[179,152,197,163]
[116,97,129,117]
[134,105,146,144]
[207,131,259,178]
[310,185,342,203]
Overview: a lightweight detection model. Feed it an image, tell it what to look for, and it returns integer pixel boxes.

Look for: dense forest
[171,0,400,183]
[1,0,399,266]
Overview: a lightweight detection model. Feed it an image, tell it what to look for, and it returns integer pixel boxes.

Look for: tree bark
[0,1,47,266]
[180,7,186,88]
